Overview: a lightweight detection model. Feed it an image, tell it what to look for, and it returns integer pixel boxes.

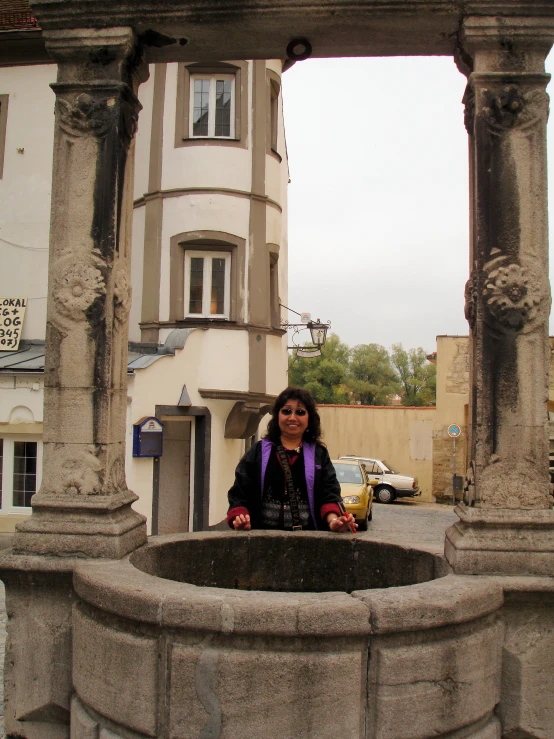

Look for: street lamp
[280,305,331,358]
[308,320,328,348]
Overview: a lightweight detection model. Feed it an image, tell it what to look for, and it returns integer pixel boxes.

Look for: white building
[0,8,289,536]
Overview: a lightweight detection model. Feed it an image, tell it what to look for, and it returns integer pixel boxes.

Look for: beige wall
[318,405,435,502]
[316,336,475,503]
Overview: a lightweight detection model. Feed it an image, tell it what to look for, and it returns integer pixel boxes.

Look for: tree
[288,333,350,404]
[390,343,436,406]
[347,343,401,405]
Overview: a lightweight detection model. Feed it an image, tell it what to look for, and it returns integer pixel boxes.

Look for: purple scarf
[260,439,317,529]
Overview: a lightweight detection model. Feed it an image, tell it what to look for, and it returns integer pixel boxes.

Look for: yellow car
[331,459,374,531]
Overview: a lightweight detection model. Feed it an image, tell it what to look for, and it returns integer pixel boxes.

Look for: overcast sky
[281,50,554,355]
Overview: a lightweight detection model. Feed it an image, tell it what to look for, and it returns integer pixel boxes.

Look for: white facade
[0,56,289,533]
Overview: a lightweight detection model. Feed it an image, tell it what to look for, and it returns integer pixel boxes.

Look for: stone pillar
[446,17,554,575]
[13,28,147,558]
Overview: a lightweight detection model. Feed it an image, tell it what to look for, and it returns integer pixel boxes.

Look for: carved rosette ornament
[53,261,106,323]
[113,269,132,324]
[483,263,541,331]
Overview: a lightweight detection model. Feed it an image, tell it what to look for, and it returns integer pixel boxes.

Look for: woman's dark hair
[265,386,322,443]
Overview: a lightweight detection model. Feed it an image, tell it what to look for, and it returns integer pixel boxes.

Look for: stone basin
[70,531,505,739]
[129,529,446,592]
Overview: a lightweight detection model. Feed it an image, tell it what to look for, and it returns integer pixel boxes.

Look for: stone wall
[433,337,469,503]
[432,429,467,504]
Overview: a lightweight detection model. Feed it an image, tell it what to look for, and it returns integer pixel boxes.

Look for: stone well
[69,531,504,739]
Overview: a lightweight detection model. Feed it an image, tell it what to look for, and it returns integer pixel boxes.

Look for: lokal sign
[0,297,26,351]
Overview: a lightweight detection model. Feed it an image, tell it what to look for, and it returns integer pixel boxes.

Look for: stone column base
[12,490,146,558]
[0,555,77,739]
[445,503,554,576]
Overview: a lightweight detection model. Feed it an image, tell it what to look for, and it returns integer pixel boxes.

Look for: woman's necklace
[286,442,303,454]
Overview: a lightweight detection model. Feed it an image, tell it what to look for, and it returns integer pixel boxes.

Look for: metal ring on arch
[286,38,312,61]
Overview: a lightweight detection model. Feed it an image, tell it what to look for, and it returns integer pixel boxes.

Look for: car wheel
[376,486,395,504]
[356,516,368,532]
[367,506,373,522]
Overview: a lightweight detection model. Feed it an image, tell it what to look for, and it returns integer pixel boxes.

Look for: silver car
[339,456,420,504]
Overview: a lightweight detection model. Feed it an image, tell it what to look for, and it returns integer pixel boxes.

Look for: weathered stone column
[13,28,147,558]
[446,17,554,575]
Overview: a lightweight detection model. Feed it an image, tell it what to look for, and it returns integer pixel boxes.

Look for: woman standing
[227,386,356,532]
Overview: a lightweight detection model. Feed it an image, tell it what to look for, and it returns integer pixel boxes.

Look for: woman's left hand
[328,514,357,533]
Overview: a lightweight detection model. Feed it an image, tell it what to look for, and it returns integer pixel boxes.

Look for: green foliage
[390,343,437,407]
[288,335,436,406]
[348,343,401,405]
[288,334,350,404]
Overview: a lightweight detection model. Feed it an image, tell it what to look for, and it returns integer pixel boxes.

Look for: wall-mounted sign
[0,297,26,351]
[133,416,164,458]
[448,424,461,438]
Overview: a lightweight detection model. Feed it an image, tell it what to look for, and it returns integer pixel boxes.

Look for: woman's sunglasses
[280,407,307,416]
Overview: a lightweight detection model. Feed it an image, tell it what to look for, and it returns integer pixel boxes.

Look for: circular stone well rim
[72,532,505,638]
[128,529,443,594]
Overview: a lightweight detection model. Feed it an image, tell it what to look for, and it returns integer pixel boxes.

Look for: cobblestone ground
[0,502,457,738]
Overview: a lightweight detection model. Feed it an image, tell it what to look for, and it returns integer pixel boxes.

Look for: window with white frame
[184,251,231,319]
[190,74,235,138]
[0,437,41,511]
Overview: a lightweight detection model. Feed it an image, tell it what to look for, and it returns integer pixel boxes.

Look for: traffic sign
[448,424,461,438]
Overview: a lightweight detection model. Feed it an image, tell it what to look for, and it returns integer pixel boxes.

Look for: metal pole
[452,437,457,506]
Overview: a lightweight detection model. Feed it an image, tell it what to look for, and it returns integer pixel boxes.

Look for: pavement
[362,498,458,554]
[0,500,458,737]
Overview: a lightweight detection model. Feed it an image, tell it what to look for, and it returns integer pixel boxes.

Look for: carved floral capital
[56,89,141,144]
[480,86,549,132]
[57,93,118,138]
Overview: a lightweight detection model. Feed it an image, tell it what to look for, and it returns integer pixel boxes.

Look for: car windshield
[380,461,395,474]
[333,463,363,484]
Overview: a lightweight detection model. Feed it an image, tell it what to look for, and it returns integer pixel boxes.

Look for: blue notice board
[133,417,164,457]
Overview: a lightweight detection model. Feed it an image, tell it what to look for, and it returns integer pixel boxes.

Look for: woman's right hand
[233,513,251,530]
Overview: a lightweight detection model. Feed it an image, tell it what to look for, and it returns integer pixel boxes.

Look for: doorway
[156,418,192,535]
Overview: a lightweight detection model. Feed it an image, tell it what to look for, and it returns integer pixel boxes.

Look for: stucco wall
[318,405,435,502]
[126,328,251,528]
